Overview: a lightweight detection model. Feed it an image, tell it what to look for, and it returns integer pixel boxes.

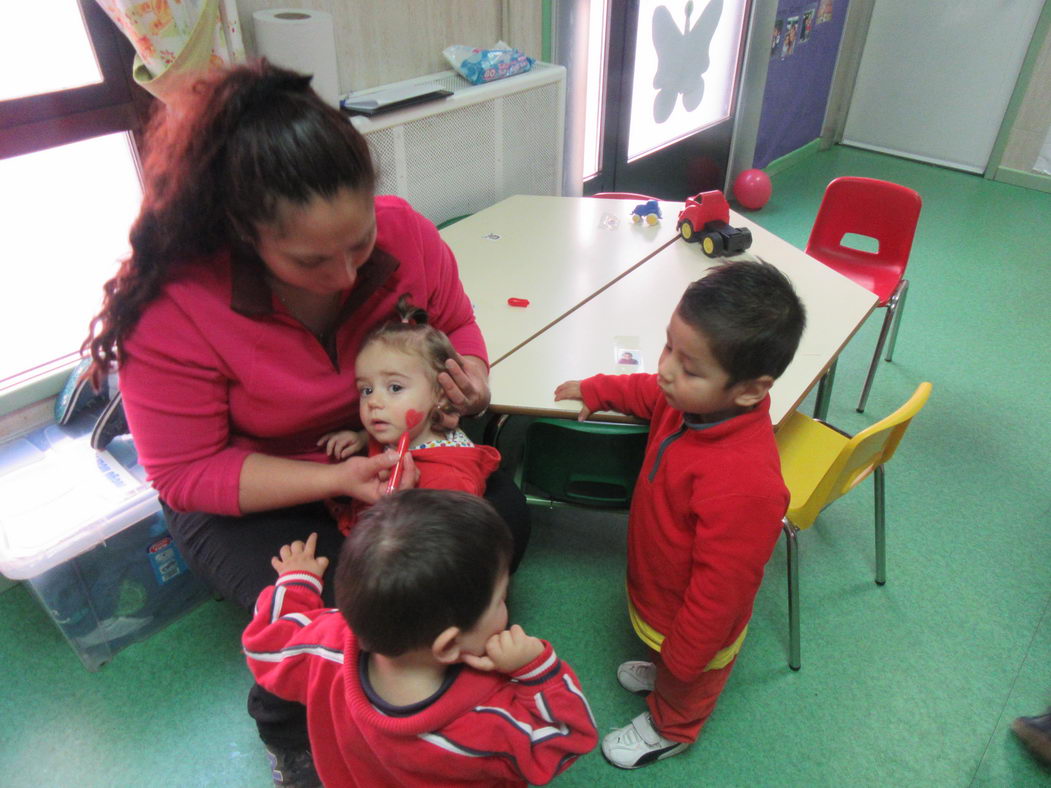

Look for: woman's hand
[553,380,593,421]
[437,354,491,429]
[334,450,418,503]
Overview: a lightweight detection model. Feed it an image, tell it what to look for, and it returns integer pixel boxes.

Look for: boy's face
[356,344,437,444]
[658,309,759,418]
[457,570,510,658]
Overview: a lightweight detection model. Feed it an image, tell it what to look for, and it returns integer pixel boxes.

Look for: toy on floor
[631,200,663,225]
[733,168,772,210]
[676,190,753,258]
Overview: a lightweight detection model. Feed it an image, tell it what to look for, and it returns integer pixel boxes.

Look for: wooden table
[470,202,878,429]
[441,195,681,363]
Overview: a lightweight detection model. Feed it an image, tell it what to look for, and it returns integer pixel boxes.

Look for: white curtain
[94,0,245,101]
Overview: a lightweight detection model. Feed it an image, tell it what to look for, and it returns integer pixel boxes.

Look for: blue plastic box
[0,425,210,671]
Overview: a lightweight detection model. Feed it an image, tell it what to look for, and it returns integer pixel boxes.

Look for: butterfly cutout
[651,0,724,123]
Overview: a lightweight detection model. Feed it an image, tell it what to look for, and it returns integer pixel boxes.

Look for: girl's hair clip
[400,307,428,325]
[395,293,429,325]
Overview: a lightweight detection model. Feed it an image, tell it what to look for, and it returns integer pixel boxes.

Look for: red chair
[591,191,660,200]
[806,177,922,413]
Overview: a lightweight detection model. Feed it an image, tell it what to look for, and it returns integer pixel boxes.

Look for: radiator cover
[348,63,566,226]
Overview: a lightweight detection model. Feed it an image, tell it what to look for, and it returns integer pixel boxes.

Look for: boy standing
[555,260,805,769]
[243,489,597,786]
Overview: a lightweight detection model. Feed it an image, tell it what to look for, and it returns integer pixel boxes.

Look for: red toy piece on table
[507,297,530,307]
[676,190,753,258]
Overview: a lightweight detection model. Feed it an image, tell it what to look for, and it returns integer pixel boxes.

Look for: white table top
[487,207,879,429]
[441,195,681,363]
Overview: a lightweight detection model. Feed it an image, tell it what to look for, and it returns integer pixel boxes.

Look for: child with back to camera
[554,260,806,770]
[243,489,598,787]
[320,295,501,534]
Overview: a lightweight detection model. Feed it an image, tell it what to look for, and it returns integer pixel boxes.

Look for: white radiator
[347,63,566,227]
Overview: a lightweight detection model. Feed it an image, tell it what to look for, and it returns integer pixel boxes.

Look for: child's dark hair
[678,260,805,385]
[359,295,459,424]
[335,489,513,656]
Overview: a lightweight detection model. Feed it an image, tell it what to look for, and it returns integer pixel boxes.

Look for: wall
[235,0,543,93]
[999,19,1051,176]
[752,0,849,169]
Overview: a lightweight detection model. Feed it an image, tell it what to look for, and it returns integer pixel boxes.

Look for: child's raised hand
[271,532,330,577]
[461,624,544,674]
[318,429,367,460]
[553,380,593,422]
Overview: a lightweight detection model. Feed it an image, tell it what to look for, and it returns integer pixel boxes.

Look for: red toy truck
[676,190,753,258]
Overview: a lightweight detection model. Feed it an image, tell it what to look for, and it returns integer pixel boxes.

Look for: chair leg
[857,304,896,413]
[874,465,886,585]
[884,279,909,362]
[813,359,837,421]
[784,519,801,671]
[483,412,510,447]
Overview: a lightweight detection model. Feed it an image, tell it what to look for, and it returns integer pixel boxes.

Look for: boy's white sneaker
[617,660,656,695]
[602,712,689,769]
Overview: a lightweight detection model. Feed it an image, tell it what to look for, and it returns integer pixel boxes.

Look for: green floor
[3,146,1051,786]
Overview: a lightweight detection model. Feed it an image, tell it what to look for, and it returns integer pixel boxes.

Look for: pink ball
[733,169,772,211]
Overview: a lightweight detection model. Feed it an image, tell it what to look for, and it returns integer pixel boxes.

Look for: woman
[85,60,529,787]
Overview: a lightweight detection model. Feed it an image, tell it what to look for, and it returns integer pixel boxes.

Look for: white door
[842,0,1044,173]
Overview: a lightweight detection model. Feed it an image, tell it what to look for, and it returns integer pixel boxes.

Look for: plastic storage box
[0,424,211,670]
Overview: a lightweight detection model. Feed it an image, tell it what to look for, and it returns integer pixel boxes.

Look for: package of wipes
[443,41,534,85]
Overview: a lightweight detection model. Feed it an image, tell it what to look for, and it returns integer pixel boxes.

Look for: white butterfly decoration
[651,0,724,123]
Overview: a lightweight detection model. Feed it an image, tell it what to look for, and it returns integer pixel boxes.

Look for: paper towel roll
[253,8,340,107]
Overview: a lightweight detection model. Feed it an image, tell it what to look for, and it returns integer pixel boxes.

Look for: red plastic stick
[386,409,422,494]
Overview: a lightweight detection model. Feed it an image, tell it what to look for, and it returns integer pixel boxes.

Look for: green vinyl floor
[2,146,1051,786]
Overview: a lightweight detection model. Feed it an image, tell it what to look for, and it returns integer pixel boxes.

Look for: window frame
[0,0,152,417]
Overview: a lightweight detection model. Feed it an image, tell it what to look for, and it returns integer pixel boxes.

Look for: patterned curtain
[95,0,246,101]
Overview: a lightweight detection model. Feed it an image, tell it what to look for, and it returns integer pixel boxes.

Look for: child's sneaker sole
[602,712,689,769]
[617,660,656,695]
[1012,714,1051,765]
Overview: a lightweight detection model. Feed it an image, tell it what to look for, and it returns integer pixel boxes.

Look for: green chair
[513,418,649,508]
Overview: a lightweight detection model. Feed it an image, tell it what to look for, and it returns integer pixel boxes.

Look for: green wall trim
[992,166,1051,194]
[0,368,66,418]
[764,140,822,176]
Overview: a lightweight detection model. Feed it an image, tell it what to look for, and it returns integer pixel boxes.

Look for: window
[626,0,748,162]
[0,0,149,399]
[582,0,610,182]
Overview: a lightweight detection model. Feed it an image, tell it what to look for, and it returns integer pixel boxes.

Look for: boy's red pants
[646,650,737,743]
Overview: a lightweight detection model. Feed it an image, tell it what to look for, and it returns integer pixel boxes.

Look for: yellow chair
[776,382,932,670]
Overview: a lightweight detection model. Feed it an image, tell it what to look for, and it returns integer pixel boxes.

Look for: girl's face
[254,188,377,295]
[356,343,440,445]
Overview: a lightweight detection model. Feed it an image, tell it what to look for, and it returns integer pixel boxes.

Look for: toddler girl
[322,296,500,533]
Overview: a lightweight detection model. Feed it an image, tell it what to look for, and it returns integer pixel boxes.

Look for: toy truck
[676,190,753,258]
[630,199,662,225]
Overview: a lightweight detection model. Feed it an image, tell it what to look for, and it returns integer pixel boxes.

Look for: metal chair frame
[777,382,932,669]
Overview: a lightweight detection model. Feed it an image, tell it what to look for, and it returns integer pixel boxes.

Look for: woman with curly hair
[85,60,529,787]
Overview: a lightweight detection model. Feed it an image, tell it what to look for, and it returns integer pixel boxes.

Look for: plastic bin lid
[0,426,160,580]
